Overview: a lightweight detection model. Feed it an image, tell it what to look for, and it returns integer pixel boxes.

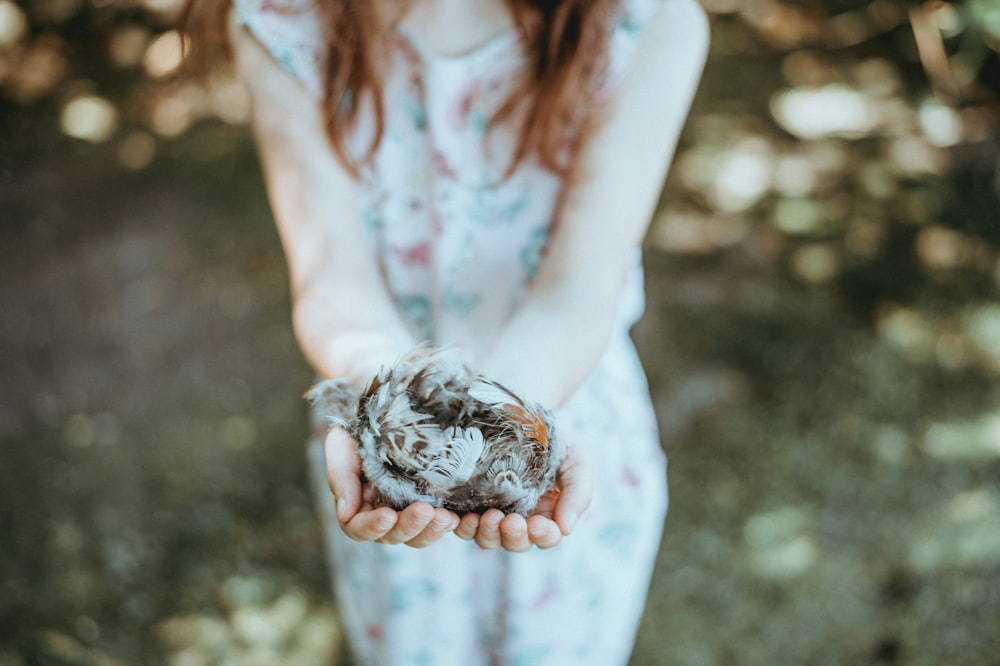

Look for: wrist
[319,331,413,386]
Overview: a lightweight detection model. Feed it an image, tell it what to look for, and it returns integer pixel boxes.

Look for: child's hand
[327,425,593,552]
[325,427,460,548]
[454,441,594,552]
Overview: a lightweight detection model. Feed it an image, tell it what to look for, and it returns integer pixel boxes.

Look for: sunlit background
[1,0,999,663]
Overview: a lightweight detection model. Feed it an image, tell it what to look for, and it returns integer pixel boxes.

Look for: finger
[527,515,563,549]
[405,508,459,549]
[528,488,559,521]
[341,506,398,542]
[499,513,531,553]
[455,512,480,540]
[325,427,362,522]
[378,502,436,545]
[554,445,594,536]
[360,482,377,509]
[474,509,505,550]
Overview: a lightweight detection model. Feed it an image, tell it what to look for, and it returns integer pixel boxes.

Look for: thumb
[325,426,362,522]
[554,443,593,536]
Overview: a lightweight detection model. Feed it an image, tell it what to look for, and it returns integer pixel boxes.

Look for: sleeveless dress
[234,0,680,662]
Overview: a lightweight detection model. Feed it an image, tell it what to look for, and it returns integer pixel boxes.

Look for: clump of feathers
[306,348,563,516]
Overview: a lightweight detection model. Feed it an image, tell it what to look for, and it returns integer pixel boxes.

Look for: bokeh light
[886,135,949,176]
[877,305,937,361]
[108,24,151,69]
[207,72,252,125]
[964,304,1000,370]
[60,93,118,142]
[744,507,818,580]
[771,85,881,139]
[118,130,158,170]
[771,153,818,196]
[909,484,1000,572]
[918,97,964,146]
[969,0,1000,40]
[0,0,27,49]
[788,242,840,283]
[143,29,185,79]
[922,412,1000,460]
[148,82,202,136]
[712,138,773,212]
[3,34,67,104]
[3,0,1000,663]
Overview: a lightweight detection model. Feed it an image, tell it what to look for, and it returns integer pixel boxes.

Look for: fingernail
[336,497,347,520]
[563,512,578,534]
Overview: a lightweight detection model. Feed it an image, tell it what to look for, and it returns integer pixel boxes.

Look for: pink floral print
[235,0,670,663]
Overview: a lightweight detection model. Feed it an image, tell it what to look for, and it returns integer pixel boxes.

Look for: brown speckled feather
[307,348,563,515]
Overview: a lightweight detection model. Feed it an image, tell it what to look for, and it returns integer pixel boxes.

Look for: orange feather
[504,404,549,449]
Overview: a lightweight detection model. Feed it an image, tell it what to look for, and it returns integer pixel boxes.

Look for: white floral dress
[235,0,678,663]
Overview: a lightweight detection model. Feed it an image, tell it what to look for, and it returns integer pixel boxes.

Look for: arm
[478,0,710,407]
[458,0,710,549]
[229,16,458,547]
[228,18,412,383]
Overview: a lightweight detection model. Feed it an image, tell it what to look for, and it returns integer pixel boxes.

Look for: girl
[205,0,708,661]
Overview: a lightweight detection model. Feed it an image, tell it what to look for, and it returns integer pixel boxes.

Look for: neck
[397,0,513,58]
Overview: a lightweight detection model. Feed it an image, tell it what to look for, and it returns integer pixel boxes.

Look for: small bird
[306,348,563,516]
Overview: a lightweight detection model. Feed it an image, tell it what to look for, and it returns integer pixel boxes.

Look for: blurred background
[1,0,999,663]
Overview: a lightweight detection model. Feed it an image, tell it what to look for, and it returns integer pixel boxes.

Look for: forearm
[480,0,709,408]
[477,271,627,408]
[255,146,410,382]
[292,279,415,383]
[265,163,418,382]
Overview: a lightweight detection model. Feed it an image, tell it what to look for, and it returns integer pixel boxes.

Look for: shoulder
[620,0,709,54]
[228,5,326,141]
[642,0,709,61]
[230,0,326,97]
[601,0,709,98]
[615,0,707,27]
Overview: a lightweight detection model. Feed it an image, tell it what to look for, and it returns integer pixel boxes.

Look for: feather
[487,454,528,490]
[305,346,562,515]
[467,378,524,409]
[304,377,360,430]
[420,426,487,488]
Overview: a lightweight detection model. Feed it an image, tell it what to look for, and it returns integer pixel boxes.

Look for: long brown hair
[184,0,618,177]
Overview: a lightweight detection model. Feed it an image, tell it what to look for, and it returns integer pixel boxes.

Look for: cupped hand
[325,426,460,548]
[454,440,594,551]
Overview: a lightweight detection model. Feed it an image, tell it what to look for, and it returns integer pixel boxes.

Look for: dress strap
[232,0,326,97]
